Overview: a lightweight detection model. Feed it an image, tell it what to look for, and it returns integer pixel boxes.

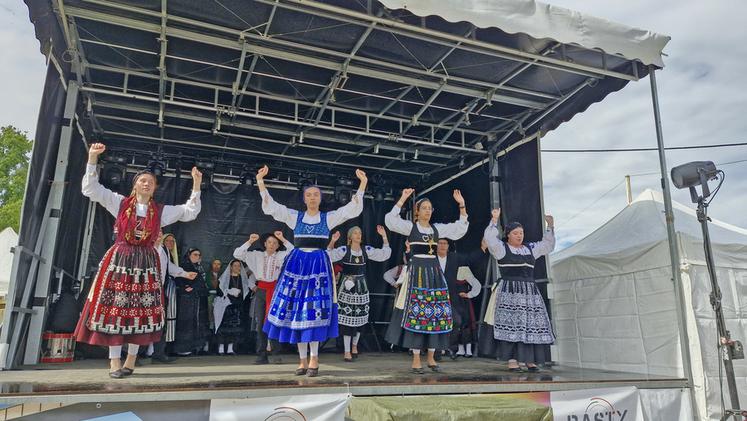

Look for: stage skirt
[74,242,164,347]
[337,273,370,336]
[215,301,246,344]
[385,255,452,350]
[492,277,554,364]
[263,248,338,344]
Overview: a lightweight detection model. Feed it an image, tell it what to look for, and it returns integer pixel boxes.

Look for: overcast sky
[2,0,746,249]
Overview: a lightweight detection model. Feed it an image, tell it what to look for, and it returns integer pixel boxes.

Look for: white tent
[0,227,19,297]
[551,189,747,420]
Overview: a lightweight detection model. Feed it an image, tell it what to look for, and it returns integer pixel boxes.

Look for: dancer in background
[74,143,202,378]
[327,225,391,362]
[483,208,555,372]
[384,188,468,374]
[257,165,367,377]
[213,259,252,355]
[173,248,211,356]
[233,231,294,364]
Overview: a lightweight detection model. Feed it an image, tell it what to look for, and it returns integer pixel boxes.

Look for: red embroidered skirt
[75,242,164,346]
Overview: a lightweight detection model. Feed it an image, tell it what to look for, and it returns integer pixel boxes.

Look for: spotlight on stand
[335,177,355,205]
[671,160,719,203]
[671,161,743,419]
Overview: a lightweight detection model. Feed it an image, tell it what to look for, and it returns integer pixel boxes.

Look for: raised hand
[452,189,465,206]
[274,231,285,243]
[398,188,415,207]
[545,215,554,228]
[355,169,367,183]
[248,233,260,244]
[88,143,106,164]
[376,225,386,238]
[491,208,501,224]
[331,231,341,243]
[191,167,203,191]
[256,165,269,181]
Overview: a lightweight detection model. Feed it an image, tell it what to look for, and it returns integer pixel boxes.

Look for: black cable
[542,141,747,153]
[706,170,726,206]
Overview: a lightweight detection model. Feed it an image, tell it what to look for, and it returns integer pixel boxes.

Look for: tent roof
[26,0,668,188]
[552,189,747,265]
[380,0,670,67]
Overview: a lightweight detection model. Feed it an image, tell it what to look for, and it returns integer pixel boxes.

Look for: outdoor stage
[0,353,687,406]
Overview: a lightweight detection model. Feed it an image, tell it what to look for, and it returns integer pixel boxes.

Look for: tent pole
[649,66,698,417]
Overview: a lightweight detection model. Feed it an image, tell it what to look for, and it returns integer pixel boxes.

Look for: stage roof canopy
[27,0,669,187]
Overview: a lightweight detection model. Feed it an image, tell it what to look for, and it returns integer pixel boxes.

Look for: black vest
[341,246,368,276]
[407,223,440,257]
[496,242,535,280]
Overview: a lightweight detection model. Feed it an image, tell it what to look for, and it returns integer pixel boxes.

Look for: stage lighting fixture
[147,157,167,177]
[102,164,125,191]
[374,188,386,202]
[238,166,253,185]
[670,161,719,203]
[335,186,352,205]
[196,160,216,171]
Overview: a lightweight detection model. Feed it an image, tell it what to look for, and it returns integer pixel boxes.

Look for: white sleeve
[167,262,189,279]
[433,214,469,240]
[465,272,481,298]
[326,190,364,229]
[530,229,556,258]
[484,224,507,260]
[327,246,347,262]
[81,164,124,217]
[283,240,294,252]
[233,241,255,264]
[260,190,299,229]
[365,245,391,262]
[383,266,399,286]
[160,191,202,227]
[384,205,413,236]
[248,274,257,290]
[236,249,262,274]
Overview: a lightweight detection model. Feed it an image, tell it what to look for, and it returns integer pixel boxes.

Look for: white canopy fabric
[551,189,747,420]
[0,227,19,297]
[380,0,671,67]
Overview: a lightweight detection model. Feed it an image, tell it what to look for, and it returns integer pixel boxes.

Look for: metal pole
[625,175,633,205]
[649,66,698,416]
[23,80,79,365]
[697,199,741,421]
[478,149,501,324]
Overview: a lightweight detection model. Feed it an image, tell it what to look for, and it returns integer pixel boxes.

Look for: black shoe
[226,351,236,356]
[448,350,458,361]
[410,367,425,375]
[434,353,442,362]
[295,368,308,376]
[152,356,177,364]
[508,366,522,372]
[526,365,540,372]
[109,369,125,379]
[428,364,441,373]
[351,352,359,360]
[307,367,319,377]
[464,354,473,359]
[119,367,134,376]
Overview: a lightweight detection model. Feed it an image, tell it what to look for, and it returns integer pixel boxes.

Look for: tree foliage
[0,126,32,232]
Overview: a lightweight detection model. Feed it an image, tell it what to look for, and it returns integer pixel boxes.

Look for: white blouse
[327,245,392,263]
[157,246,188,284]
[260,189,364,230]
[384,205,469,240]
[457,266,482,299]
[82,164,201,225]
[383,266,402,286]
[233,240,294,285]
[483,224,556,260]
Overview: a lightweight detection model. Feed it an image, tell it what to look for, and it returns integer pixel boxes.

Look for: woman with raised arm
[256,165,367,377]
[233,231,294,364]
[384,188,469,374]
[327,225,391,362]
[74,143,202,379]
[483,208,556,372]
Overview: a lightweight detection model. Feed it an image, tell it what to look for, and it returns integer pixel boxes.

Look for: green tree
[0,126,32,232]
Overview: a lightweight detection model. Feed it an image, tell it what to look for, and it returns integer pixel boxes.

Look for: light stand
[672,162,746,421]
